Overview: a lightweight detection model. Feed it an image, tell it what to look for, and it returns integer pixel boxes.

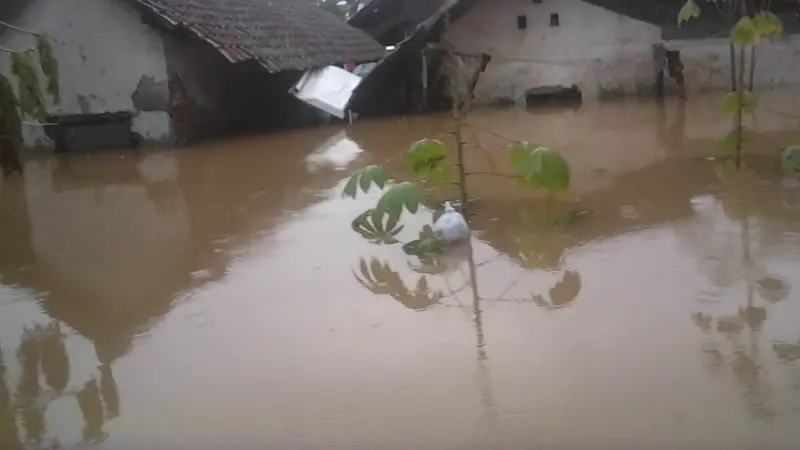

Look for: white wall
[445,0,800,104]
[445,0,660,103]
[0,0,171,148]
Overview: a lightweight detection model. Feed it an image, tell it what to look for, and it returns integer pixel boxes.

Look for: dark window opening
[550,13,560,27]
[517,15,527,29]
[525,84,582,110]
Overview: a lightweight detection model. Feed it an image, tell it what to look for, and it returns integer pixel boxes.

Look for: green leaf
[10,50,45,119]
[780,144,800,173]
[407,138,455,183]
[507,141,571,194]
[720,91,758,115]
[753,11,783,40]
[731,16,760,46]
[375,181,426,226]
[341,165,389,198]
[677,0,701,26]
[351,209,404,244]
[36,35,60,103]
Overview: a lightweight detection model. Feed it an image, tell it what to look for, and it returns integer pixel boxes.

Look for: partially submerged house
[344,0,800,114]
[0,0,386,151]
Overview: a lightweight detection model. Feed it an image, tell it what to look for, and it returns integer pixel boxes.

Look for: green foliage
[508,141,571,194]
[407,138,455,183]
[679,2,784,46]
[10,50,45,119]
[374,181,427,228]
[720,91,758,114]
[752,11,783,39]
[0,75,21,140]
[715,128,753,152]
[677,0,701,25]
[351,209,404,244]
[731,16,759,46]
[677,2,789,169]
[780,145,800,173]
[342,164,389,198]
[36,35,60,103]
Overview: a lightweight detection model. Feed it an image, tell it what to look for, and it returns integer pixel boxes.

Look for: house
[346,0,800,112]
[0,0,386,151]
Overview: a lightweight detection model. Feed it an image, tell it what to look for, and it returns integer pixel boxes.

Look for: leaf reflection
[772,341,800,363]
[354,258,444,311]
[524,270,582,311]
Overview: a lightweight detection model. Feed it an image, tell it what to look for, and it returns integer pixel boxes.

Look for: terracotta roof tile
[135,0,387,72]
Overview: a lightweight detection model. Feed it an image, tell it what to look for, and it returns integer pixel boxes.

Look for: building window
[550,13,560,26]
[517,15,527,29]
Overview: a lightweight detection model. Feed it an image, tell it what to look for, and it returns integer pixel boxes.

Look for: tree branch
[0,44,36,54]
[0,20,43,36]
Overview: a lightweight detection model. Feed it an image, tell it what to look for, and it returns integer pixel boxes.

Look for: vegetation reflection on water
[0,93,800,448]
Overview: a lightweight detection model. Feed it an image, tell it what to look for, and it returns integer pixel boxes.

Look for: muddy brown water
[1,91,800,449]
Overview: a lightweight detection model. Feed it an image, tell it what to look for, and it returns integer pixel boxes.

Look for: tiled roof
[134,0,387,72]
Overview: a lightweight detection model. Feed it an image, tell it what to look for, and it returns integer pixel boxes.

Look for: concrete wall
[161,33,250,143]
[670,34,800,94]
[444,0,661,104]
[0,0,172,148]
[444,0,800,104]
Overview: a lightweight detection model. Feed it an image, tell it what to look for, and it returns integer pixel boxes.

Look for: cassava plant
[678,1,783,169]
[0,20,60,178]
[342,131,572,254]
[343,45,571,254]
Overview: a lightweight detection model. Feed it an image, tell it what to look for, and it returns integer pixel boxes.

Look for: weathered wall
[444,0,660,104]
[669,34,800,94]
[160,33,250,143]
[0,0,172,148]
[445,0,800,104]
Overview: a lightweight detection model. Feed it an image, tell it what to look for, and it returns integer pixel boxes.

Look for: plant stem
[454,99,469,215]
[748,45,756,91]
[729,42,737,92]
[734,0,747,169]
[463,172,517,178]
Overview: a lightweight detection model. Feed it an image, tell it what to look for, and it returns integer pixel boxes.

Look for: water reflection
[1,93,800,447]
[0,127,369,447]
[680,161,800,423]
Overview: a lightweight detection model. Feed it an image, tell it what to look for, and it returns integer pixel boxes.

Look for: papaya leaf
[407,138,456,183]
[720,91,758,115]
[351,209,404,244]
[677,0,701,26]
[507,141,571,194]
[753,11,783,40]
[731,16,760,46]
[342,165,389,198]
[375,181,426,227]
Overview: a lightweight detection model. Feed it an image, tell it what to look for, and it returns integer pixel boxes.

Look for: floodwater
[1,90,800,450]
